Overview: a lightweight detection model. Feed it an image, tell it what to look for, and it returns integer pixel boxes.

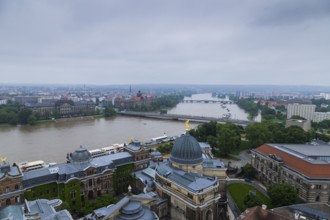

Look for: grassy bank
[228,183,270,212]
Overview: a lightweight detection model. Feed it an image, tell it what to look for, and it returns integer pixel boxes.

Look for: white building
[320,93,330,100]
[0,99,7,105]
[313,112,330,123]
[287,103,316,121]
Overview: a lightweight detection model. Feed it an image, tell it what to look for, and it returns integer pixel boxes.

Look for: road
[221,150,251,169]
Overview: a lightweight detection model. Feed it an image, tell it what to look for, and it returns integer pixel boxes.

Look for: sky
[0,0,330,86]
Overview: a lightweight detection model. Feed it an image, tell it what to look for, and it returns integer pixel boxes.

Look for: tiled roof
[237,206,291,220]
[255,144,330,179]
[156,162,217,192]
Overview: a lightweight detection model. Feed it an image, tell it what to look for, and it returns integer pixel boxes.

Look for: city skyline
[1,0,330,86]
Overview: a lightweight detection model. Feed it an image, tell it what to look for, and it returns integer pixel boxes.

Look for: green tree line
[189,121,313,156]
[0,101,37,125]
[188,121,242,157]
[127,94,184,112]
[236,98,259,118]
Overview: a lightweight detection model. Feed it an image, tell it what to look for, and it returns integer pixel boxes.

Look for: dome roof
[69,146,92,164]
[170,134,203,165]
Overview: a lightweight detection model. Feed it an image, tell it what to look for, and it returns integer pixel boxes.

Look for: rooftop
[268,144,330,159]
[156,161,217,192]
[254,144,330,179]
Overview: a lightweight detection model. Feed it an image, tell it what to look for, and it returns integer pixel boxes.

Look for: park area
[228,183,271,212]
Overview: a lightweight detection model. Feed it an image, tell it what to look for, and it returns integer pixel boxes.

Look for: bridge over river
[119,111,253,127]
[182,99,234,104]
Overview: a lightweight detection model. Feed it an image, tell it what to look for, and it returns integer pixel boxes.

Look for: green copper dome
[170,134,203,165]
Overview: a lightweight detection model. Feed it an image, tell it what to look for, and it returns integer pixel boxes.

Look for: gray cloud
[0,0,329,85]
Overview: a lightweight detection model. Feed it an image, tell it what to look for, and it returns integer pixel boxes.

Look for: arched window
[5,186,10,193]
[15,185,19,190]
[6,198,11,205]
[316,195,320,202]
[206,209,213,220]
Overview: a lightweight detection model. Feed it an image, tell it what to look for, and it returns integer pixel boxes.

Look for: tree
[27,114,37,125]
[216,124,241,157]
[242,164,256,179]
[104,106,117,118]
[245,122,272,148]
[17,108,32,125]
[267,183,298,207]
[244,193,262,208]
[286,126,307,144]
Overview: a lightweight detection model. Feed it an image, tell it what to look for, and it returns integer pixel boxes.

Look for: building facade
[287,103,316,121]
[313,112,330,123]
[252,144,330,203]
[0,160,24,209]
[155,134,227,220]
[23,147,134,212]
[124,140,150,171]
[285,119,311,131]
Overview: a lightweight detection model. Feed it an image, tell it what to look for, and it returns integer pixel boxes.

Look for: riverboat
[88,144,125,158]
[19,160,47,172]
[151,134,168,143]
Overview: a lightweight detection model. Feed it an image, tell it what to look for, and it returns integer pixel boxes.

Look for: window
[5,186,10,193]
[71,190,76,199]
[89,179,93,187]
[316,195,320,202]
[6,198,11,205]
[14,185,19,190]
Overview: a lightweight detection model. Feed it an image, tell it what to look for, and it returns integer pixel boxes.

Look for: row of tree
[188,121,242,157]
[245,121,313,148]
[188,120,313,157]
[0,101,37,125]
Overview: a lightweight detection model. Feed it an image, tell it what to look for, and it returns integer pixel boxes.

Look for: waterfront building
[23,146,134,212]
[313,112,330,123]
[287,103,316,121]
[155,133,227,220]
[124,139,150,171]
[251,144,330,203]
[0,159,24,209]
[25,99,96,119]
[0,198,73,220]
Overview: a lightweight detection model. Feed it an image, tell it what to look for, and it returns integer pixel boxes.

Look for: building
[285,119,311,131]
[0,99,7,105]
[251,144,330,203]
[237,205,291,220]
[287,103,316,121]
[23,146,134,212]
[313,112,330,123]
[0,198,73,220]
[124,140,150,171]
[238,202,330,220]
[155,134,227,220]
[0,159,24,209]
[81,191,165,220]
[25,99,96,119]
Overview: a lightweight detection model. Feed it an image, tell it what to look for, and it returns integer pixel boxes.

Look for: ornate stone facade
[0,160,24,208]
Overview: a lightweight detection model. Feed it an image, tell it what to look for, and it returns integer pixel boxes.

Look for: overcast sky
[0,0,330,86]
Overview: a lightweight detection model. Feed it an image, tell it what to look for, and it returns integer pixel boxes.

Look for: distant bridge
[118,111,253,127]
[182,99,234,104]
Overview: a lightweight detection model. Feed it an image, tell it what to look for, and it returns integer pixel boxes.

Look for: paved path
[221,150,251,169]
